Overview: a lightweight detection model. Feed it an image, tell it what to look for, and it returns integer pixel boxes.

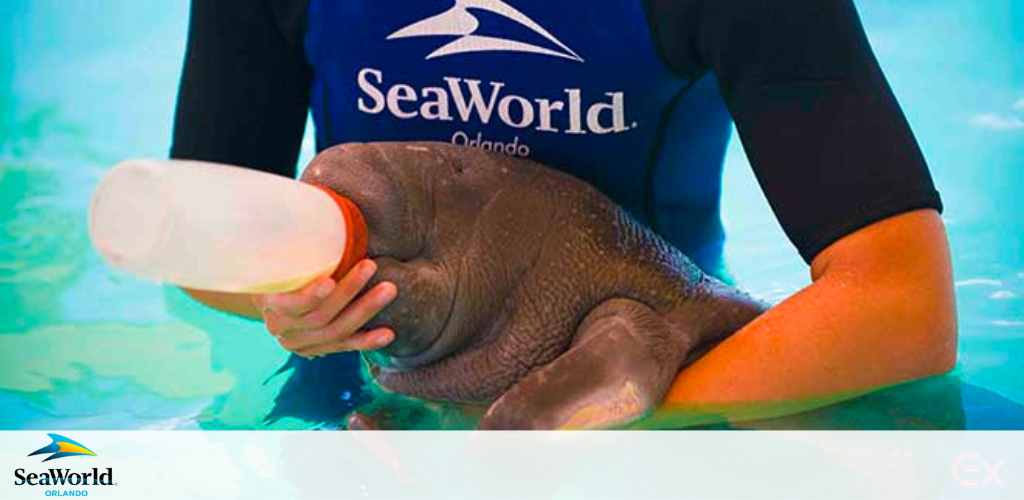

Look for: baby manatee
[300,142,765,429]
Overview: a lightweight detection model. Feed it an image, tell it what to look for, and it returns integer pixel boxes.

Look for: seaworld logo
[14,434,116,492]
[362,1,635,156]
[28,434,97,462]
[388,0,584,62]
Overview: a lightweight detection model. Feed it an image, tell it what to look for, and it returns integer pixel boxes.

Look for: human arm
[184,260,398,356]
[646,0,956,422]
[659,209,956,423]
[171,0,397,353]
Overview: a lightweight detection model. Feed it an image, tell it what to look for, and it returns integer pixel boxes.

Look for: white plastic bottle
[88,159,367,293]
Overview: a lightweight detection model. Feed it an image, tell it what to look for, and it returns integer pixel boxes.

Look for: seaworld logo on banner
[387,0,584,62]
[356,0,638,158]
[14,434,115,495]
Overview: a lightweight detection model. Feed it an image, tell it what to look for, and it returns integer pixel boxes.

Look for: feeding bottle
[88,159,367,293]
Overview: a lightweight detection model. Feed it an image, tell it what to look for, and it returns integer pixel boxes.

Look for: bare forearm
[659,210,957,423]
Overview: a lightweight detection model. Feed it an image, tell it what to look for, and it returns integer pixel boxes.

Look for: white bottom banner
[0,431,1018,499]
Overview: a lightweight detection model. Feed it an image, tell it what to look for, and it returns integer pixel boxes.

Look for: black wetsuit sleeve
[648,0,942,262]
[170,0,311,178]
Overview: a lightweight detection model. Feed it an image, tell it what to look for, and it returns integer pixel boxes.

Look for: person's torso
[303,0,732,271]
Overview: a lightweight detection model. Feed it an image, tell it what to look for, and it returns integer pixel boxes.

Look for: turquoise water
[1,1,1022,430]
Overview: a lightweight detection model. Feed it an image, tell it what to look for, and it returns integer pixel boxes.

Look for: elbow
[918,326,957,378]
[921,320,958,377]
[911,265,959,379]
[869,311,957,391]
[841,259,959,387]
[896,290,959,382]
[813,209,959,387]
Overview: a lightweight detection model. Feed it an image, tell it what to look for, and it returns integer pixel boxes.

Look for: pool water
[2,1,1022,430]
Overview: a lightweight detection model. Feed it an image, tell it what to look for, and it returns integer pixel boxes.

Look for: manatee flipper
[478,299,692,430]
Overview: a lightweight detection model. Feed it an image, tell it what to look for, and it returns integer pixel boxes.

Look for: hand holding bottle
[252,259,397,357]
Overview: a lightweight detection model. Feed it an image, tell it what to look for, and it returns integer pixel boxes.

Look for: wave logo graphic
[387,0,584,62]
[28,434,97,462]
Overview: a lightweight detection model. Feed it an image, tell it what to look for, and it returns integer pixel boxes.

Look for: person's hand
[252,259,397,358]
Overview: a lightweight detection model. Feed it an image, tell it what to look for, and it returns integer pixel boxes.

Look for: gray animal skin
[300,142,765,430]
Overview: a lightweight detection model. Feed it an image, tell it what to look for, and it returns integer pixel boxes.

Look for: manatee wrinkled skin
[300,142,765,429]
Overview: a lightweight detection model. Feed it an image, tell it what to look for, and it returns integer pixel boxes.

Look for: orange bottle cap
[310,184,369,279]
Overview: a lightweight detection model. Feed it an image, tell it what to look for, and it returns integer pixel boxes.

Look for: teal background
[1,1,1022,429]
